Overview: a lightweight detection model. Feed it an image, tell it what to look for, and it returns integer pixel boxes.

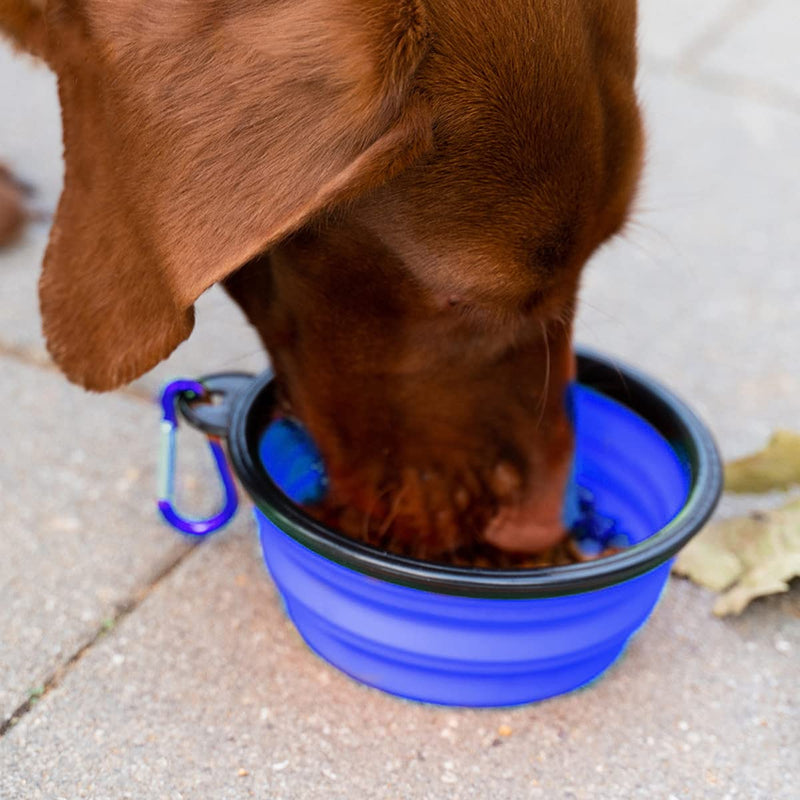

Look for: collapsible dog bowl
[159,348,722,707]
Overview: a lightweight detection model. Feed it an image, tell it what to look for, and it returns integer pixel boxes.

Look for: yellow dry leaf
[725,430,800,493]
[673,499,800,616]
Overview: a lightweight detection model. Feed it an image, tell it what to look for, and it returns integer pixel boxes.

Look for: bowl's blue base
[258,516,674,707]
[286,605,632,707]
[254,384,688,707]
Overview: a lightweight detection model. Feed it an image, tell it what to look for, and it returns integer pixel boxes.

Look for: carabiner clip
[157,379,239,537]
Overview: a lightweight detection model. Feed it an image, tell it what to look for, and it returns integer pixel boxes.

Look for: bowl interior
[572,386,689,545]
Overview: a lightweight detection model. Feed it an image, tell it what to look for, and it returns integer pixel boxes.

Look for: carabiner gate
[157,379,239,537]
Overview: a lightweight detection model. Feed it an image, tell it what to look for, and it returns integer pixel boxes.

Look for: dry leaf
[674,499,800,616]
[0,163,29,247]
[725,430,800,493]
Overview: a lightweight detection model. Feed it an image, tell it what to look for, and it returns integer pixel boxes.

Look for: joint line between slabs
[639,56,800,118]
[677,0,769,69]
[0,341,156,406]
[0,543,200,738]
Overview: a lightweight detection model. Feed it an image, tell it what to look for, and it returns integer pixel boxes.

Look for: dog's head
[4,0,642,557]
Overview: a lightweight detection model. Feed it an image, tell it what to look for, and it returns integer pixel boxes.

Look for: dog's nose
[483,500,567,553]
[482,455,573,553]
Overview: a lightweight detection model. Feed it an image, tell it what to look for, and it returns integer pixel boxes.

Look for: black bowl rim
[226,347,723,599]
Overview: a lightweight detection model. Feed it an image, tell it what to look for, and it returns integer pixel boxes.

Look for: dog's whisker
[356,485,385,542]
[215,349,271,367]
[577,299,624,326]
[534,319,551,431]
[620,219,691,279]
[378,485,409,540]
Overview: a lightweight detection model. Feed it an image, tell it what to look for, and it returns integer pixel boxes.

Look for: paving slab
[0,359,205,722]
[698,0,800,102]
[1,523,797,800]
[576,69,800,460]
[637,0,735,64]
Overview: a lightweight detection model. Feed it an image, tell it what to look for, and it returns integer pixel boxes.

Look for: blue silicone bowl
[226,348,722,707]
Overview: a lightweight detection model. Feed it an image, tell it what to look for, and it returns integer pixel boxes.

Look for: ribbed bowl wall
[255,386,689,706]
[259,517,671,706]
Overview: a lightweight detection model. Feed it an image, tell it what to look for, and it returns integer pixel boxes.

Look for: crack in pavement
[679,67,800,116]
[641,56,800,117]
[0,340,155,405]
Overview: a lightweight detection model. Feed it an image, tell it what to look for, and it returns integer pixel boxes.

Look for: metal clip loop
[157,379,239,537]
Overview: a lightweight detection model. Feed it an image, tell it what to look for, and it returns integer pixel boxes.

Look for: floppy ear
[39,0,431,390]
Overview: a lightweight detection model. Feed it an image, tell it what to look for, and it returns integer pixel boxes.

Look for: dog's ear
[39,0,431,390]
[0,0,47,57]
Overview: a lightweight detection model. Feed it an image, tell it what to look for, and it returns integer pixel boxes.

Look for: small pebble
[237,768,249,778]
[497,724,513,737]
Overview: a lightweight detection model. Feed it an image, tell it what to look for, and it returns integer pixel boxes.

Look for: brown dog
[2,0,642,560]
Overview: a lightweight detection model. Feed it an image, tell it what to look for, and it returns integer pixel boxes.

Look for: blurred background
[1,2,797,798]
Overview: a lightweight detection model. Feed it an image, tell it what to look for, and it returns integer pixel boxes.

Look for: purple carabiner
[157,379,239,537]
